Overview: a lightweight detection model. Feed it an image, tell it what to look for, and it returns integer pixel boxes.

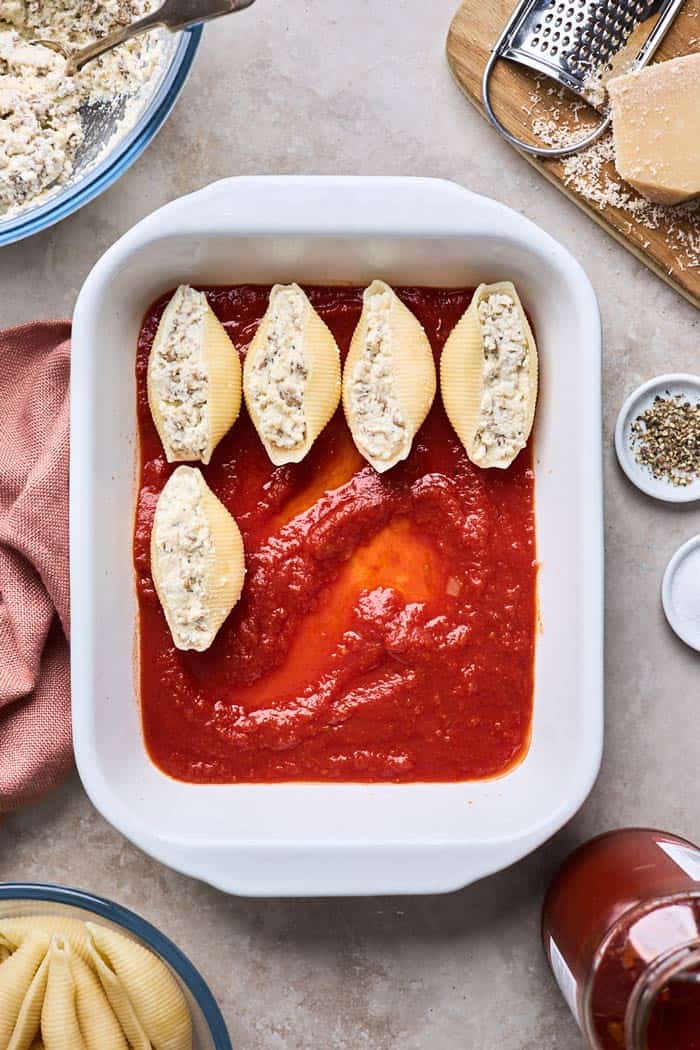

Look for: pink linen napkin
[0,321,72,813]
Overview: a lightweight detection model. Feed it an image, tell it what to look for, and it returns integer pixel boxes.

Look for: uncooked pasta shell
[0,921,191,1050]
[342,280,436,472]
[0,933,48,1049]
[86,924,191,1050]
[71,949,129,1050]
[40,939,88,1050]
[7,953,49,1050]
[243,283,341,465]
[440,281,538,469]
[150,466,246,652]
[0,918,90,963]
[147,286,242,466]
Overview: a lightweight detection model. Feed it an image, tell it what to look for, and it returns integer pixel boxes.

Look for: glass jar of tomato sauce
[542,828,700,1049]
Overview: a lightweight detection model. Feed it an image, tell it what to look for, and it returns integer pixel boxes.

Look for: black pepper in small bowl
[615,374,700,503]
[630,392,700,488]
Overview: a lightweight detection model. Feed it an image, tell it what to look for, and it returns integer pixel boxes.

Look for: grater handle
[482,49,612,159]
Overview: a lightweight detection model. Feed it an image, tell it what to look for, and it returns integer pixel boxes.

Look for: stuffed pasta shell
[342,280,436,472]
[151,466,245,653]
[148,285,242,465]
[440,281,538,469]
[243,283,341,465]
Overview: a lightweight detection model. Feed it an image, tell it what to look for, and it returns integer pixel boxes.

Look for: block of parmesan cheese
[608,53,700,206]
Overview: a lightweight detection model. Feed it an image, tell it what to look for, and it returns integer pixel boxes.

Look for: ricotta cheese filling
[474,292,530,462]
[348,289,407,462]
[153,469,213,650]
[150,285,210,459]
[0,1,163,217]
[247,287,308,451]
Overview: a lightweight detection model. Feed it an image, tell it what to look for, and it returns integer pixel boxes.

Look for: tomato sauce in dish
[134,286,537,784]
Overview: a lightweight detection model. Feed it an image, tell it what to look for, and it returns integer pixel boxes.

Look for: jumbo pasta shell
[40,939,88,1050]
[0,934,47,1049]
[342,280,436,472]
[148,285,242,466]
[0,919,90,963]
[440,281,538,470]
[34,936,126,1050]
[5,955,48,1050]
[150,466,246,652]
[71,951,129,1050]
[0,920,192,1050]
[243,283,341,465]
[86,924,191,1050]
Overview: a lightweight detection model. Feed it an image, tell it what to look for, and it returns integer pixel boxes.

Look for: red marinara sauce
[543,829,700,1049]
[133,285,537,784]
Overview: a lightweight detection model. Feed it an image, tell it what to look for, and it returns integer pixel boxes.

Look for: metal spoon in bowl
[33,0,256,75]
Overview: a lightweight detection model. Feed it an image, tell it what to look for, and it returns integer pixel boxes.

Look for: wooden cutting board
[446,0,700,309]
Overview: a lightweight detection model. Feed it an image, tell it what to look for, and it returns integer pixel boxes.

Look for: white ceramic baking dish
[71,176,603,897]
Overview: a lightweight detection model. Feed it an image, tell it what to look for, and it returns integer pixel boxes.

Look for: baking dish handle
[130,835,550,898]
[119,174,527,241]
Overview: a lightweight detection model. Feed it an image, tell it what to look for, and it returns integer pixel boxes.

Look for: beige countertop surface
[1,2,699,1047]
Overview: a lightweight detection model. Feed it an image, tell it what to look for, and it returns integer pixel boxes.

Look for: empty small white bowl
[662,535,700,652]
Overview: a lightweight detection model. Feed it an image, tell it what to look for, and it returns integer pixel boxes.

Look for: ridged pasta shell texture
[342,280,436,472]
[0,932,48,1049]
[0,918,90,962]
[440,281,538,470]
[150,466,246,652]
[0,919,192,1050]
[243,283,341,465]
[147,284,242,466]
[86,924,191,1050]
[41,937,128,1050]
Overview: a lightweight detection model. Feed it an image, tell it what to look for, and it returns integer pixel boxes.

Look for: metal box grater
[482,0,687,156]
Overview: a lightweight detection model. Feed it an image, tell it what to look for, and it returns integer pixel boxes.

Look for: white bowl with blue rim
[0,882,232,1049]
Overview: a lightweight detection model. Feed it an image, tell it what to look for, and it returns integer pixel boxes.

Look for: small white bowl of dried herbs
[615,374,700,503]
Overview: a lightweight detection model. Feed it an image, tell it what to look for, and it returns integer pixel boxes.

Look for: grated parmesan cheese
[528,78,700,274]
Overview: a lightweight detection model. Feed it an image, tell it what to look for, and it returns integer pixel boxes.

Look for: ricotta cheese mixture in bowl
[0,1,201,245]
